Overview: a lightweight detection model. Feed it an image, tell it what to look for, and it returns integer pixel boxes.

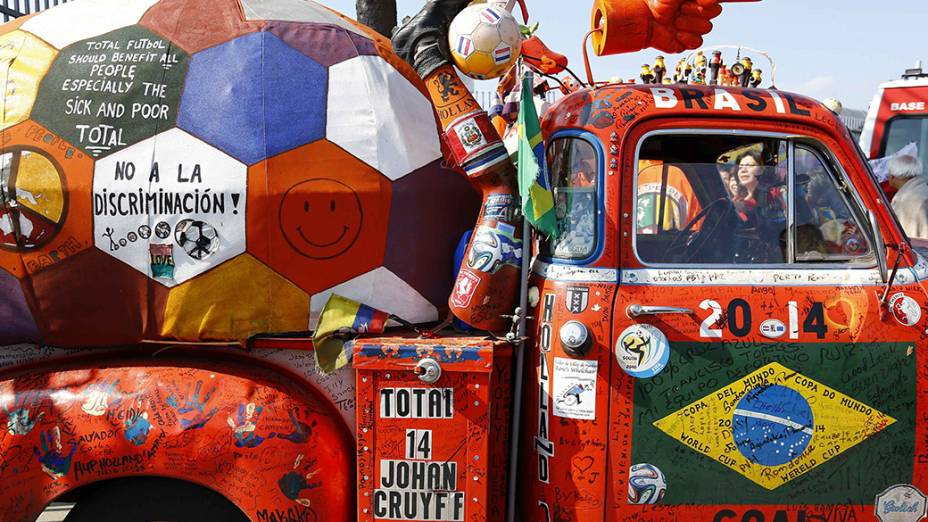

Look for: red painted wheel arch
[0,353,355,522]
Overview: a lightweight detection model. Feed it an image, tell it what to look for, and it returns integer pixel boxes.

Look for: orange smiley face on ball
[279,178,363,259]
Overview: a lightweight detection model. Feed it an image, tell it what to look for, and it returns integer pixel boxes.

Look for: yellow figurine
[739,56,753,87]
[750,68,763,88]
[640,64,654,84]
[674,58,686,83]
[653,55,666,84]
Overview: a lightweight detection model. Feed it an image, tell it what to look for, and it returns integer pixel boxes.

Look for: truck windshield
[882,116,928,167]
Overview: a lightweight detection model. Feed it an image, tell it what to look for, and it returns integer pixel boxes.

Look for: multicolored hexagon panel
[0,0,479,346]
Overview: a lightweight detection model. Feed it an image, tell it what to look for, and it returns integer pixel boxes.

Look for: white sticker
[759,319,786,339]
[874,484,928,522]
[552,357,597,420]
[92,128,246,286]
[379,388,453,419]
[615,323,670,379]
[890,293,923,327]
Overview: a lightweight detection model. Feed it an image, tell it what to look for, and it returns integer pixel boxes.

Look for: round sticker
[759,319,786,339]
[889,293,922,327]
[616,324,669,378]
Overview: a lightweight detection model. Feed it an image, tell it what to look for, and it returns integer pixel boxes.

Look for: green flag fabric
[517,71,558,238]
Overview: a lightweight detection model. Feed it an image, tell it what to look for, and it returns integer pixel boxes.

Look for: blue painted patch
[178,31,327,165]
[357,343,484,364]
[732,384,814,466]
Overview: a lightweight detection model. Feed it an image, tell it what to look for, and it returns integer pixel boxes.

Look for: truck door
[609,126,927,520]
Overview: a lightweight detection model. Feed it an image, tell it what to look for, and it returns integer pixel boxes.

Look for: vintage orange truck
[0,1,925,522]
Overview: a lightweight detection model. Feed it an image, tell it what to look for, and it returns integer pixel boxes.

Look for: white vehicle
[860,61,928,166]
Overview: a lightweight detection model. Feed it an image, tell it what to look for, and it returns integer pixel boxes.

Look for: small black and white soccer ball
[174,219,220,260]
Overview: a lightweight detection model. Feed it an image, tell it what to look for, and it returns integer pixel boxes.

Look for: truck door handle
[626,304,693,318]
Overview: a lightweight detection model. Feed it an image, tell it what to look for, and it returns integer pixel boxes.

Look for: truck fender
[0,356,354,522]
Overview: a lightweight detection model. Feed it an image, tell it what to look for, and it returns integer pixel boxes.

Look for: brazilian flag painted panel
[631,342,916,504]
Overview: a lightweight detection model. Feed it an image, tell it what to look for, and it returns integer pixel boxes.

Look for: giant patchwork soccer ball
[0,0,479,346]
[449,3,522,80]
[628,463,667,504]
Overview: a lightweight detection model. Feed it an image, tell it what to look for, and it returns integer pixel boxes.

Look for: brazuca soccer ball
[448,3,522,80]
[628,463,667,504]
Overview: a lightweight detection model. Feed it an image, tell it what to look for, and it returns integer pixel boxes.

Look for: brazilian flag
[633,342,915,504]
[517,71,558,238]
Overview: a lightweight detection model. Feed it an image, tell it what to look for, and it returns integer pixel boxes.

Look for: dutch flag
[456,36,473,56]
[480,8,502,24]
[494,45,511,64]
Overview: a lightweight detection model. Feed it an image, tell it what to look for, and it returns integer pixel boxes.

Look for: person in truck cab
[888,153,928,239]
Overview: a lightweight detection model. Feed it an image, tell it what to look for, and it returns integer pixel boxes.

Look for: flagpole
[506,63,531,522]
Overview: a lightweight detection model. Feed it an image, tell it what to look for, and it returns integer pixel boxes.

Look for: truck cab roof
[542,84,845,142]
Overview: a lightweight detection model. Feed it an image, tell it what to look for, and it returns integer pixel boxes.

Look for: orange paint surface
[247,140,391,294]
[0,120,93,278]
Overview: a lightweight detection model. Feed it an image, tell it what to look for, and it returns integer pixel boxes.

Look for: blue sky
[322,0,927,110]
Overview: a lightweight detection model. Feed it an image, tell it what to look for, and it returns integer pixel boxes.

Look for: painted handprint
[276,408,316,444]
[124,400,153,446]
[81,379,121,416]
[3,391,45,436]
[227,402,274,448]
[33,426,77,480]
[278,453,321,507]
[166,380,218,430]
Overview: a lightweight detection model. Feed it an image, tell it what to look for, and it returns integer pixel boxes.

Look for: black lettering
[727,299,752,337]
[442,388,452,418]
[429,390,442,418]
[803,302,827,339]
[191,164,202,183]
[772,510,790,522]
[785,94,811,116]
[412,388,425,417]
[714,509,736,522]
[389,490,401,518]
[436,492,448,518]
[680,88,709,110]
[743,90,768,112]
[372,491,387,518]
[411,461,424,490]
[381,461,393,488]
[380,389,393,417]
[453,492,464,520]
[421,492,433,516]
[441,462,455,490]
[115,161,135,180]
[403,491,416,519]
[743,510,764,522]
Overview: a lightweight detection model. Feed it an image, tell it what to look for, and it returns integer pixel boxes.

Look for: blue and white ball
[628,463,667,504]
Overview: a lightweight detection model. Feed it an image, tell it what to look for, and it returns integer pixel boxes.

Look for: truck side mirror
[869,209,888,283]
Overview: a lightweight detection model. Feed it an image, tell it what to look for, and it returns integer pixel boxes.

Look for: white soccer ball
[628,463,667,504]
[448,3,522,80]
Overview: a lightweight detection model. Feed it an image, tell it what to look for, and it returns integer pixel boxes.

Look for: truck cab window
[634,134,871,266]
[542,137,599,260]
[882,116,928,168]
[635,134,789,265]
[794,146,873,262]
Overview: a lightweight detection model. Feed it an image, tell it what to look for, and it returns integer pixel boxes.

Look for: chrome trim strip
[621,267,919,286]
[532,259,618,283]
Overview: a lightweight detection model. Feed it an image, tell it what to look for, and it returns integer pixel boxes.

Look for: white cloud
[794,75,837,101]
